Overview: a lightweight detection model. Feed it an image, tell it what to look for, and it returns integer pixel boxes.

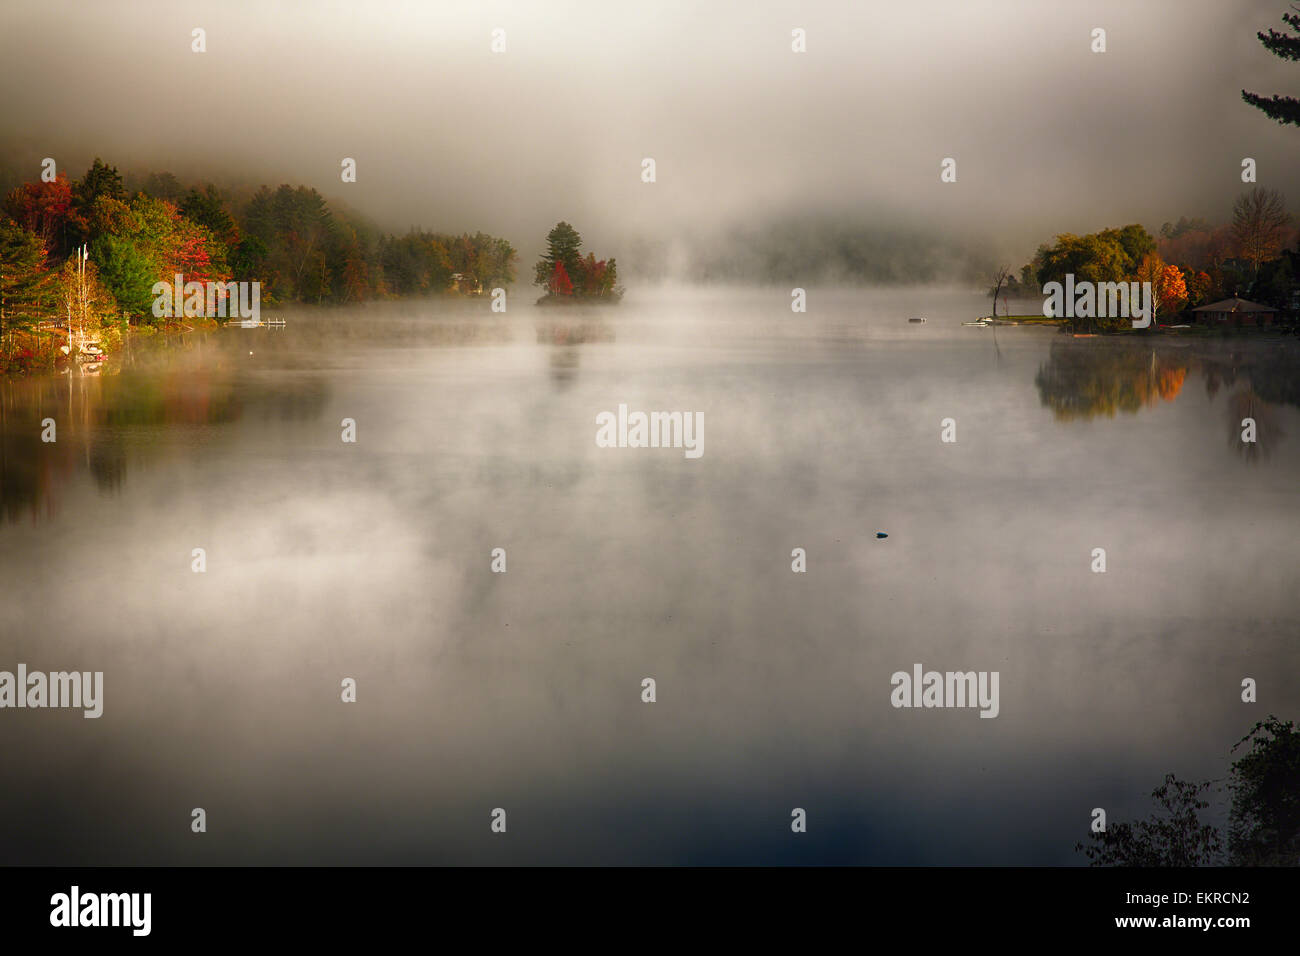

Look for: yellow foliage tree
[57,254,120,353]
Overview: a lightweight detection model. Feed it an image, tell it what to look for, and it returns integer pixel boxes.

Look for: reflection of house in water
[1192,297,1277,327]
[451,273,482,296]
[1035,337,1299,461]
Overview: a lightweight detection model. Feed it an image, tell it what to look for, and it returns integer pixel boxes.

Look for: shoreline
[4,297,1296,379]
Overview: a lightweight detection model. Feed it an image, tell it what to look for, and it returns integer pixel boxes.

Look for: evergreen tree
[1243,10,1300,125]
[90,234,157,321]
[0,217,52,352]
[74,158,127,212]
[141,171,185,202]
[534,221,583,287]
[181,185,240,249]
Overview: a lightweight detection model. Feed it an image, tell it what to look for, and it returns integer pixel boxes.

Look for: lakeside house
[1191,297,1277,327]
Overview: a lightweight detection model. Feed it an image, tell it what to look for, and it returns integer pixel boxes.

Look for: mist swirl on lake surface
[1,287,1296,864]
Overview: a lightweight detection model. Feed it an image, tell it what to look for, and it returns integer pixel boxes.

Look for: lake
[1,286,1297,864]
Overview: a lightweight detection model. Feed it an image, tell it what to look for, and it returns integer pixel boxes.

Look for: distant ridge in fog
[621,214,999,286]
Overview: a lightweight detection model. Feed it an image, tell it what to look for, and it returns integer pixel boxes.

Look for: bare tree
[1231,188,1292,276]
[988,264,1011,319]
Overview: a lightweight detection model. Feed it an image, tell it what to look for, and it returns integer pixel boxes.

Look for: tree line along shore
[986,193,1300,334]
[0,159,621,375]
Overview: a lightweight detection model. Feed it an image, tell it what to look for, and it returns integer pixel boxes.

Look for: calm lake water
[1,286,1297,864]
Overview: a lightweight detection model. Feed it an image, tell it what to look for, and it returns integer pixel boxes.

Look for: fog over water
[0,0,1296,868]
[1,289,1296,863]
[2,0,1297,274]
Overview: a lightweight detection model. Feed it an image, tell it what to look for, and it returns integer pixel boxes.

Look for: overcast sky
[1,0,1297,269]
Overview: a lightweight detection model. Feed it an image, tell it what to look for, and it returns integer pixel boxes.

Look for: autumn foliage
[548,261,574,296]
[1036,345,1190,421]
[4,173,85,257]
[1136,254,1190,319]
[1,158,521,361]
[534,222,621,302]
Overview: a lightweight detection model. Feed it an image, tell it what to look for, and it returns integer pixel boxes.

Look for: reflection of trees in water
[1187,342,1297,463]
[1035,343,1188,421]
[1198,343,1300,409]
[1036,338,1299,462]
[1226,388,1284,462]
[549,348,580,390]
[536,318,615,391]
[88,444,127,494]
[535,317,615,347]
[0,363,331,524]
[2,375,81,523]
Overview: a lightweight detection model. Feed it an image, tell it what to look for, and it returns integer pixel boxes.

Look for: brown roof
[1192,297,1276,313]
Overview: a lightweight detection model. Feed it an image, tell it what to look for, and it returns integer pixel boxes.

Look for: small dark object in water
[876,532,888,538]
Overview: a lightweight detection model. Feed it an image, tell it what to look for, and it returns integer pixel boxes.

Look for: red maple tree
[548,260,573,296]
[4,173,85,255]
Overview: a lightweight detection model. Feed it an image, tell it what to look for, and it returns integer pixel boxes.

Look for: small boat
[961,319,991,327]
[907,317,926,323]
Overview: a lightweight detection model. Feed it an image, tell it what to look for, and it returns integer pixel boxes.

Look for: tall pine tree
[1243,10,1300,125]
[534,222,583,287]
[0,218,52,355]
